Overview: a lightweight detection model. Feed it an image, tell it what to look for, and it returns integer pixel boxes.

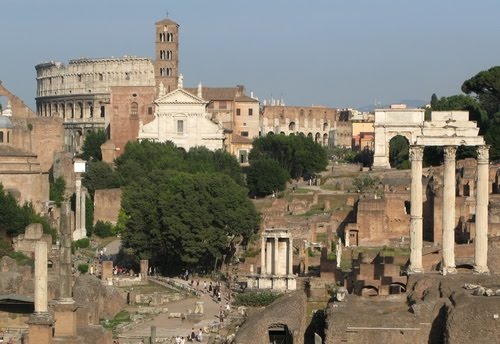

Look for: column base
[407,266,424,274]
[473,266,490,275]
[440,266,457,275]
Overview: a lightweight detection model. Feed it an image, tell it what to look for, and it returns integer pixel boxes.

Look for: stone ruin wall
[94,188,122,225]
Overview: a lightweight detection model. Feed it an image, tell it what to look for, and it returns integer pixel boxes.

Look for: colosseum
[35,18,179,155]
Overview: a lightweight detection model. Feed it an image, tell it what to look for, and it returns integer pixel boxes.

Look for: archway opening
[360,285,378,297]
[389,135,409,169]
[268,323,292,344]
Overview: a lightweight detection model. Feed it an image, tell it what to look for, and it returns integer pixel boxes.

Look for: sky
[1,0,500,111]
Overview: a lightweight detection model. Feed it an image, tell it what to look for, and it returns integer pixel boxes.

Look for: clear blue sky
[1,0,500,110]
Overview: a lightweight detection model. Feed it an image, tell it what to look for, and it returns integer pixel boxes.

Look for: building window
[0,131,3,143]
[159,32,165,42]
[99,73,103,81]
[131,102,139,116]
[160,50,165,60]
[167,33,173,42]
[236,108,241,116]
[61,76,64,84]
[77,74,82,82]
[100,106,105,118]
[125,72,130,80]
[241,131,249,137]
[166,68,172,76]
[239,150,248,164]
[219,101,227,110]
[167,51,172,60]
[6,131,9,143]
[177,120,184,134]
[148,106,153,115]
[160,68,165,76]
[249,108,253,116]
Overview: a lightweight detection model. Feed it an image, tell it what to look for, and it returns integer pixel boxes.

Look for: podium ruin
[247,228,296,290]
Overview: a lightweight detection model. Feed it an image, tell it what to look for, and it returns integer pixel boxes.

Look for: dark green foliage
[462,66,500,117]
[234,291,282,307]
[82,161,122,198]
[249,134,328,179]
[389,136,409,169]
[117,141,260,274]
[73,238,90,249]
[353,147,373,167]
[85,194,94,236]
[0,184,56,240]
[246,159,289,196]
[80,129,107,161]
[77,263,89,274]
[49,176,66,207]
[94,220,114,238]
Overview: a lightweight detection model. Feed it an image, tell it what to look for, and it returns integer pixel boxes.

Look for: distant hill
[357,99,427,112]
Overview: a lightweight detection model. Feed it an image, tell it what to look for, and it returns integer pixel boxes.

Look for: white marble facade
[138,86,225,151]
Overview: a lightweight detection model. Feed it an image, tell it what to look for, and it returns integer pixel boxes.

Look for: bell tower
[154,17,179,95]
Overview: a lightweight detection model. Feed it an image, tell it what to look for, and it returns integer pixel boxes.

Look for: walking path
[119,277,232,342]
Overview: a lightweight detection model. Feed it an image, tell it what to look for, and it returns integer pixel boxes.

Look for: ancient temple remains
[247,228,296,290]
[373,109,489,274]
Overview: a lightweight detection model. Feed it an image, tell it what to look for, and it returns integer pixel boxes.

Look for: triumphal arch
[373,108,489,274]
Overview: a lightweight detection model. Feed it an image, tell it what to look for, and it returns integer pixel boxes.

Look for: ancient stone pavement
[119,277,229,343]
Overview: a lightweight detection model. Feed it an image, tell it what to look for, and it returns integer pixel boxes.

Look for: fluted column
[288,237,294,275]
[274,237,279,275]
[266,239,272,275]
[409,145,424,273]
[442,146,457,274]
[260,236,266,275]
[74,176,82,240]
[34,241,48,313]
[474,145,490,274]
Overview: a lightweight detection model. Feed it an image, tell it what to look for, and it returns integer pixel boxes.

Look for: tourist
[190,328,196,342]
[196,328,203,342]
[217,291,221,303]
[225,302,231,312]
[208,281,212,293]
[180,336,186,344]
[175,335,181,344]
[203,280,207,292]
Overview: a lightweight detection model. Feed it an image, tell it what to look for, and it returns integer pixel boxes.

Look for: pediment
[155,88,208,105]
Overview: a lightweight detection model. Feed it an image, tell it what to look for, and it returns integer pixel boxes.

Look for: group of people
[175,328,203,343]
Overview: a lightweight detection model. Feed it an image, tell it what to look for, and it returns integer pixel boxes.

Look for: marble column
[260,236,266,275]
[266,239,272,275]
[80,187,86,238]
[288,238,293,275]
[28,241,54,344]
[409,145,424,273]
[474,145,490,274]
[442,146,457,274]
[273,237,279,275]
[74,176,82,240]
[34,241,48,313]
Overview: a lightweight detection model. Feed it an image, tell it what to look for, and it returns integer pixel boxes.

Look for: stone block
[25,223,43,240]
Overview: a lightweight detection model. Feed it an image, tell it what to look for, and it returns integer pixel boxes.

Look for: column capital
[477,145,490,164]
[443,145,457,161]
[409,145,424,161]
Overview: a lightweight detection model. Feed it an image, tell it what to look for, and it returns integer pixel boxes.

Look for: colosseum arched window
[0,131,3,143]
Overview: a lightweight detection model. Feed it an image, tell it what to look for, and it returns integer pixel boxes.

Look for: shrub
[73,238,90,249]
[235,291,282,307]
[78,263,89,274]
[94,220,114,238]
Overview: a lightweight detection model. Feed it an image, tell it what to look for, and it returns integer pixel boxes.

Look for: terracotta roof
[155,18,179,26]
[235,95,259,103]
[231,134,253,144]
[0,145,35,157]
[185,87,238,101]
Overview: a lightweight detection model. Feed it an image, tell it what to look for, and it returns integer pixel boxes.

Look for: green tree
[389,136,409,169]
[121,171,260,273]
[249,134,327,179]
[0,184,56,240]
[246,159,289,197]
[82,161,122,198]
[462,66,500,117]
[49,176,66,207]
[80,129,107,161]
